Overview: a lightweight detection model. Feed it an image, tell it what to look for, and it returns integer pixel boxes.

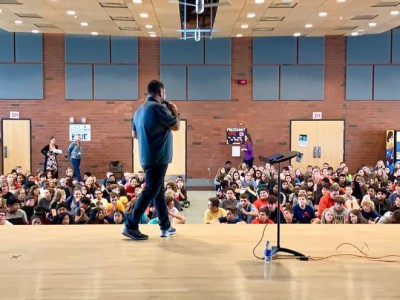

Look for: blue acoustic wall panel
[392,29,400,63]
[15,33,43,62]
[160,39,204,64]
[346,66,373,100]
[280,66,324,100]
[0,64,43,99]
[253,37,297,64]
[0,29,14,62]
[65,65,93,99]
[374,65,400,100]
[253,66,279,100]
[94,65,138,100]
[160,66,187,100]
[205,38,231,64]
[111,36,138,64]
[347,31,391,64]
[298,37,324,64]
[188,66,231,100]
[65,35,110,63]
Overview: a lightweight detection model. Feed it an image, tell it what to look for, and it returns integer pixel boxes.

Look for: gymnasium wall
[0,29,397,179]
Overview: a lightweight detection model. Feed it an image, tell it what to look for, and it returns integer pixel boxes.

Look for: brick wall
[0,34,394,179]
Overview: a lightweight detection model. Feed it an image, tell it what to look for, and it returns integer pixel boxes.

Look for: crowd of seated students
[0,166,189,226]
[208,160,400,224]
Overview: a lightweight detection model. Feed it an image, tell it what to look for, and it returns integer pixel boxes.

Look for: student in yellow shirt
[105,192,125,217]
[204,197,226,224]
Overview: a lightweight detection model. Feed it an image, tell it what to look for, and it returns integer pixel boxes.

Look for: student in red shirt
[318,184,340,216]
[252,207,274,224]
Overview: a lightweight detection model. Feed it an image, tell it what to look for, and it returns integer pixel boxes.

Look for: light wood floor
[1,225,400,300]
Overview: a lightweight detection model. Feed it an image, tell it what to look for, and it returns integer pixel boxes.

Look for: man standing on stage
[123,80,180,240]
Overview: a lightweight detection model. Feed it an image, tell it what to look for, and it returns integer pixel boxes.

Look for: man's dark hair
[81,197,91,206]
[377,188,387,195]
[225,187,235,194]
[392,209,400,223]
[84,172,92,177]
[259,206,270,215]
[147,80,164,96]
[267,195,278,204]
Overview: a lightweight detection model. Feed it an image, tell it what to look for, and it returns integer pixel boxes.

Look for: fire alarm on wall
[237,79,247,85]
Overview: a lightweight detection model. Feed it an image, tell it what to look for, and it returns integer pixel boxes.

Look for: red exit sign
[237,79,247,85]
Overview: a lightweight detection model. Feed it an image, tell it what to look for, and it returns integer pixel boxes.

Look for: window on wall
[65,35,138,100]
[346,30,400,101]
[159,38,231,101]
[252,36,325,101]
[0,30,43,99]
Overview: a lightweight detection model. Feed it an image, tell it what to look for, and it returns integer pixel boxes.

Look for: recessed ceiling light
[148,31,156,34]
[305,24,313,28]
[32,29,39,33]
[67,10,76,16]
[140,13,149,18]
[150,34,157,37]
[319,12,328,17]
[91,31,98,35]
[369,22,377,27]
[80,22,88,27]
[255,0,265,3]
[133,0,143,3]
[351,32,359,36]
[15,20,22,24]
[391,11,400,16]
[0,9,2,13]
[236,34,243,37]
[247,13,256,18]
[145,24,153,29]
[241,24,249,29]
[337,0,346,2]
[293,32,301,37]
[356,29,365,32]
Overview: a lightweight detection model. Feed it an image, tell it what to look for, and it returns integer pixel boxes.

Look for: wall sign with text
[69,124,91,141]
[226,128,247,145]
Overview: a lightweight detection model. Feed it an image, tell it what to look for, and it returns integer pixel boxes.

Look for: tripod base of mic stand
[271,246,305,258]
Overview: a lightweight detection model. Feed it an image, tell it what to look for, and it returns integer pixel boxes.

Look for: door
[290,120,344,170]
[133,120,187,179]
[2,119,31,174]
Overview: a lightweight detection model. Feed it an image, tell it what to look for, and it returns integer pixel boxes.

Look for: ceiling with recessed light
[0,0,399,38]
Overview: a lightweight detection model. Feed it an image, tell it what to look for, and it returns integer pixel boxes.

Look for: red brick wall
[0,34,392,179]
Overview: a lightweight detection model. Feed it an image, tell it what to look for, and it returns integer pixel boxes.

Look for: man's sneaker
[160,227,177,237]
[122,227,148,240]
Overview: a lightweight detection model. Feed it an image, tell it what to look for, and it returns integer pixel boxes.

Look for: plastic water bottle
[264,241,272,263]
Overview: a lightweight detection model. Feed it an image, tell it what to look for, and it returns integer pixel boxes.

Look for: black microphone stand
[260,151,306,258]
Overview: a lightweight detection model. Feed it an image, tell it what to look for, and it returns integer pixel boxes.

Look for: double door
[290,120,344,170]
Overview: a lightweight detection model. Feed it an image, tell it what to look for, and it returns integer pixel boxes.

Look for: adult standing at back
[67,134,82,183]
[241,134,254,168]
[40,137,59,178]
[123,80,180,240]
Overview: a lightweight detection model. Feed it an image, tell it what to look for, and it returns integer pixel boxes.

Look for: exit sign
[313,112,322,119]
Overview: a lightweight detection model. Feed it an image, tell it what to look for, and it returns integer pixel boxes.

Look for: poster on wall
[69,124,91,141]
[386,130,394,172]
[299,134,308,147]
[226,128,247,145]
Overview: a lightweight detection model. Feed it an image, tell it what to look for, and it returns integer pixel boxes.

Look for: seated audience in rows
[373,188,392,216]
[343,185,359,210]
[74,197,92,224]
[267,195,285,224]
[320,208,335,224]
[360,199,380,223]
[345,209,367,224]
[212,206,243,224]
[0,208,13,225]
[204,197,226,224]
[220,187,238,210]
[88,208,109,224]
[318,184,340,216]
[252,207,273,224]
[293,195,317,224]
[377,209,400,224]
[253,188,269,211]
[5,197,28,225]
[236,193,258,223]
[329,196,349,224]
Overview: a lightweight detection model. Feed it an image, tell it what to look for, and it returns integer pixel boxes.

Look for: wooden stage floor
[1,225,400,300]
